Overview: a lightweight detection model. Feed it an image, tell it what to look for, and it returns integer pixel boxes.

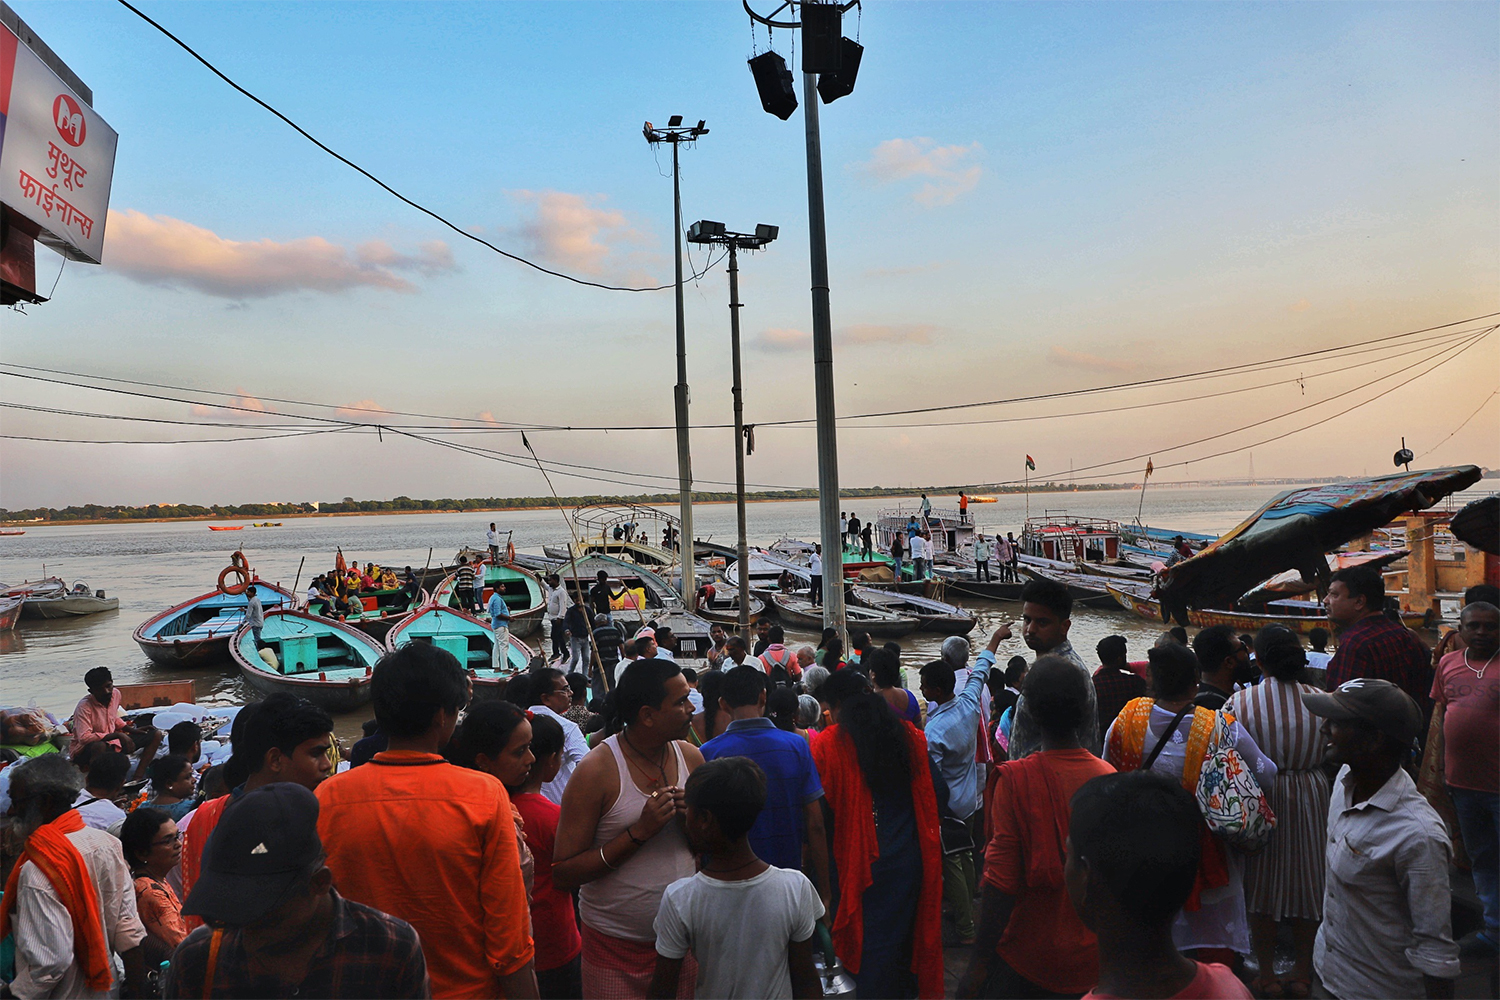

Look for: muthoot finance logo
[53,94,86,147]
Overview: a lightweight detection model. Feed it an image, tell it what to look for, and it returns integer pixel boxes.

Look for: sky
[2,0,1497,509]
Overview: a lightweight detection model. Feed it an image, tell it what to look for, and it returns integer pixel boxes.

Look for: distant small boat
[21,581,119,618]
[134,580,295,667]
[848,585,976,635]
[0,529,24,536]
[232,609,382,713]
[208,526,244,531]
[386,605,532,698]
[0,596,22,630]
[769,593,919,638]
[251,522,283,528]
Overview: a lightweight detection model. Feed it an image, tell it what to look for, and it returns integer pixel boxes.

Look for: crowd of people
[2,566,1495,1000]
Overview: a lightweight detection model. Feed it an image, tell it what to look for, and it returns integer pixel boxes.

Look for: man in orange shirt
[178,695,335,926]
[316,643,538,1000]
[958,655,1116,999]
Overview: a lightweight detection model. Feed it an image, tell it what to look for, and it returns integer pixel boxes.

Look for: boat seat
[279,635,320,674]
[317,646,346,661]
[432,635,470,662]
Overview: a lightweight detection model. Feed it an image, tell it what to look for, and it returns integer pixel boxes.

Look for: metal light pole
[643,117,708,600]
[687,221,779,633]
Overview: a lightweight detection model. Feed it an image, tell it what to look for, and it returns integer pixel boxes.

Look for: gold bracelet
[599,845,618,871]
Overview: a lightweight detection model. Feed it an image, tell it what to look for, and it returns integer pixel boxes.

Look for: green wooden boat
[231,609,382,713]
[433,558,545,638]
[385,604,533,698]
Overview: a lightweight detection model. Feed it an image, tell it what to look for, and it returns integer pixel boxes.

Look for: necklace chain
[1463,649,1496,679]
[621,730,668,788]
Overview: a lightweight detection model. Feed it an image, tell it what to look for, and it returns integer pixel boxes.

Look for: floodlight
[754,224,779,243]
[688,220,727,242]
[668,115,684,127]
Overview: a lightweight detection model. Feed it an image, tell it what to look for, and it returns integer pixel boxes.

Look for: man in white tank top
[552,658,704,998]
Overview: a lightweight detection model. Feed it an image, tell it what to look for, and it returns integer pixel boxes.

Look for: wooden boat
[725,552,808,595]
[3,576,65,599]
[251,522,283,527]
[21,580,119,618]
[134,581,295,667]
[1014,563,1129,610]
[386,605,532,698]
[928,565,1025,601]
[208,525,244,531]
[231,610,382,713]
[0,596,21,631]
[0,529,25,536]
[1104,582,1430,635]
[691,584,766,626]
[324,585,422,641]
[769,593,919,638]
[848,585,975,635]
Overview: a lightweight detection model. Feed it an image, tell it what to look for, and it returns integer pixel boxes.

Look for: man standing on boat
[544,573,569,662]
[809,545,824,608]
[860,522,874,561]
[487,523,501,565]
[590,570,614,625]
[959,492,969,524]
[488,587,512,676]
[848,512,862,550]
[245,586,265,647]
[1005,532,1020,582]
[454,556,478,616]
[974,535,992,582]
[921,492,933,521]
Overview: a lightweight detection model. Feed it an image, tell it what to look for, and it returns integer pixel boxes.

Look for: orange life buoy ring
[505,540,516,564]
[217,551,252,595]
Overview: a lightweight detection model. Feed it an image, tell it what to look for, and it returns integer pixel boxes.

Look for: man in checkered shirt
[1324,566,1433,710]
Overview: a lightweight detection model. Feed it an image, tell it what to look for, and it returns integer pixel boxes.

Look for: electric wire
[2,313,1490,432]
[1417,389,1499,460]
[114,0,718,294]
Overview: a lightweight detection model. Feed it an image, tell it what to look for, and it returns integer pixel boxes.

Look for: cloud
[509,190,654,279]
[1047,346,1137,373]
[750,327,812,353]
[841,323,935,346]
[1289,298,1311,313]
[335,399,392,419]
[103,210,457,298]
[860,138,982,206]
[751,324,937,352]
[190,392,273,418]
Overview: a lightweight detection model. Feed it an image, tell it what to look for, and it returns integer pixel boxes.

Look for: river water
[4,482,1492,736]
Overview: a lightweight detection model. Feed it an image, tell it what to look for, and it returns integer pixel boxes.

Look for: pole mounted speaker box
[800,2,843,75]
[817,37,864,103]
[749,51,798,120]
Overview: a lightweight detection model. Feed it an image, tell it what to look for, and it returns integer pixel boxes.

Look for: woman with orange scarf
[811,670,944,999]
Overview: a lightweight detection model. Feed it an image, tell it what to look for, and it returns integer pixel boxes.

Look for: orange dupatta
[180,793,231,931]
[1106,697,1230,909]
[0,809,113,991]
[811,721,945,999]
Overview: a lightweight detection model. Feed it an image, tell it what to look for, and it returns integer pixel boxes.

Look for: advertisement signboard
[0,24,117,263]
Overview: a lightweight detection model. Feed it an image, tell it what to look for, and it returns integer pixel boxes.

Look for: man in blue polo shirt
[700,665,831,914]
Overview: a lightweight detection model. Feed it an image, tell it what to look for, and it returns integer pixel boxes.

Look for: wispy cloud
[190,392,273,418]
[508,190,656,281]
[1289,298,1311,313]
[750,327,812,353]
[103,210,456,298]
[860,138,982,206]
[1047,346,1137,373]
[751,324,938,352]
[842,323,935,346]
[335,399,392,419]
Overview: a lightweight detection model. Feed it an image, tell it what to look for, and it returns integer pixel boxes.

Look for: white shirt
[1305,650,1331,672]
[808,553,822,575]
[74,789,126,836]
[544,583,568,618]
[654,866,824,1000]
[11,825,147,999]
[614,656,638,683]
[1314,764,1460,999]
[529,703,589,805]
[839,517,847,533]
[486,528,499,547]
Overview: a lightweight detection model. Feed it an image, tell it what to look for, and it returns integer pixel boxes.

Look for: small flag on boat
[1025,455,1036,471]
[1145,458,1154,478]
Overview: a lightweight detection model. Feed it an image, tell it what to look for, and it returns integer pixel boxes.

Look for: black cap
[1302,677,1425,746]
[183,783,324,925]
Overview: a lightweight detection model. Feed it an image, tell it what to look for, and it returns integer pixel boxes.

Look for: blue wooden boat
[385,605,532,699]
[432,558,546,638]
[231,610,382,713]
[134,581,294,667]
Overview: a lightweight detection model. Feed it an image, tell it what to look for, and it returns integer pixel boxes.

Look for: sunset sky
[2,0,1496,508]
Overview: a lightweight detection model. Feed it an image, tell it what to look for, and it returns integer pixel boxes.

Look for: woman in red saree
[811,670,944,999]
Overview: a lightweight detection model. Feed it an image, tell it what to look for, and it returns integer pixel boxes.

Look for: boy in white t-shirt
[650,757,824,1000]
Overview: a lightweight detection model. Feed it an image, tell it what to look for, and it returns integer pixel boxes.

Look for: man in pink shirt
[71,667,144,752]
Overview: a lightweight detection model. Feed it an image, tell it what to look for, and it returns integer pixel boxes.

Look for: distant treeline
[1,481,1135,523]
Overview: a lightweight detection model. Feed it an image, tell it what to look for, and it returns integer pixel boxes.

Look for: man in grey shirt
[245,584,265,646]
[1003,577,1098,759]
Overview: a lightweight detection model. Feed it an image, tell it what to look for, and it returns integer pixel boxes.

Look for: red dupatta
[811,721,944,999]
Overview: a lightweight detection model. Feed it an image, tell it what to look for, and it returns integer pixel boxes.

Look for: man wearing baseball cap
[1302,678,1460,999]
[165,783,428,999]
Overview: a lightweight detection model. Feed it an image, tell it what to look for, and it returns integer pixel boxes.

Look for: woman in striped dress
[1227,626,1331,1000]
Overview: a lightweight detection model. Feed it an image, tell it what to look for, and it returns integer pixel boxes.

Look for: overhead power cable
[3,312,1492,432]
[114,0,722,293]
[1417,389,1499,460]
[967,329,1492,488]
